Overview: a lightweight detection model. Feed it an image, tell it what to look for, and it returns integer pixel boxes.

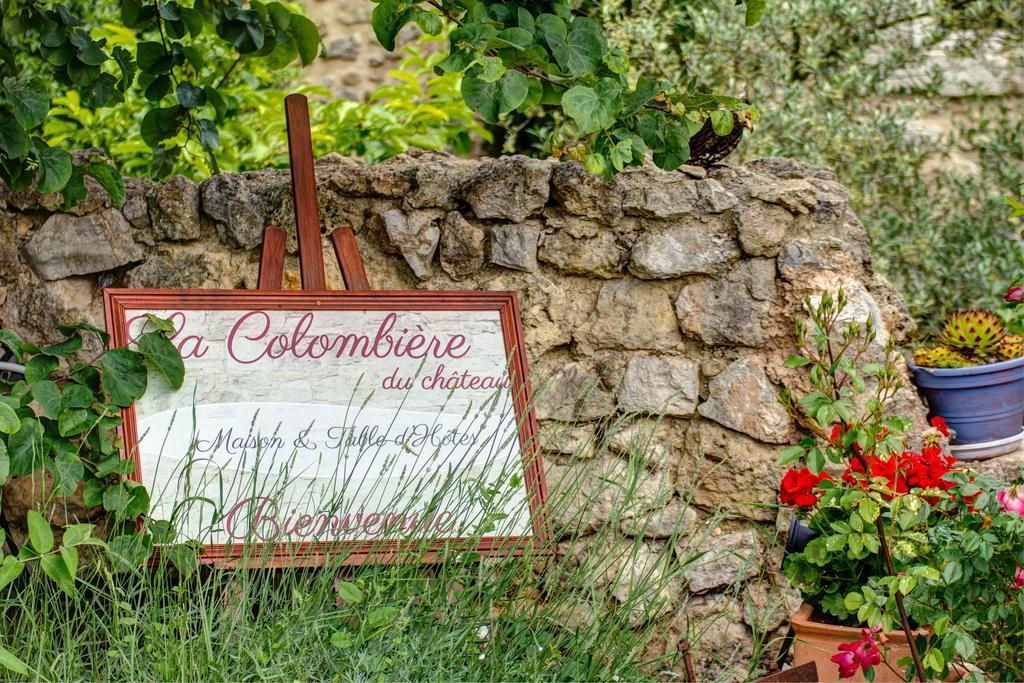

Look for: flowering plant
[777,291,1024,681]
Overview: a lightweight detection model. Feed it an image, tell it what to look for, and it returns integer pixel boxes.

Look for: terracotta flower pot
[790,603,922,683]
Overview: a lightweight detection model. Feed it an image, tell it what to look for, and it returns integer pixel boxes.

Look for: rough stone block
[629,217,740,279]
[24,209,142,280]
[697,356,793,444]
[461,156,550,222]
[616,355,699,416]
[490,222,540,272]
[439,211,485,279]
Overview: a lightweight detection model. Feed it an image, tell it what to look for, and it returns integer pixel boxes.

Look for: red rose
[930,416,950,438]
[842,455,908,498]
[779,468,830,507]
[1005,285,1024,304]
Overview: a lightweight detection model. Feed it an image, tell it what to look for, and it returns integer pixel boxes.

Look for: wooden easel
[256,94,371,292]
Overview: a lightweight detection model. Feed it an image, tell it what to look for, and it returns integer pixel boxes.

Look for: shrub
[591,0,1024,331]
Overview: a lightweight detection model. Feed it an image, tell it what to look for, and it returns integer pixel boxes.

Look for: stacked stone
[0,152,927,676]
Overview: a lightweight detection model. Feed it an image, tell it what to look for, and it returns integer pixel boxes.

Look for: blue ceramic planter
[907,356,1024,445]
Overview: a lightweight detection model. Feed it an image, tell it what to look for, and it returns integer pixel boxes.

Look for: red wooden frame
[103,288,549,568]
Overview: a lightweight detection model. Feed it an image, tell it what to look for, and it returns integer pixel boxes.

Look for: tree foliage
[369,0,760,177]
[0,0,323,207]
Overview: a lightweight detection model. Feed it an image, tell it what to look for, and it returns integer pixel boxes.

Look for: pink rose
[1005,285,1024,304]
[831,628,882,679]
[997,485,1024,516]
[1013,565,1024,590]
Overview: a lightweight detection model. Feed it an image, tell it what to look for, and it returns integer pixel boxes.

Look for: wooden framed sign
[103,288,548,566]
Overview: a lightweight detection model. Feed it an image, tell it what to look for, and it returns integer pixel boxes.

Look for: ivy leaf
[0,120,31,158]
[2,77,49,129]
[164,544,198,577]
[140,105,183,148]
[0,329,23,361]
[27,509,54,554]
[30,380,61,418]
[287,13,321,66]
[371,0,412,52]
[710,109,735,136]
[112,46,136,91]
[562,80,622,133]
[41,333,82,358]
[107,533,154,572]
[8,418,45,477]
[123,482,150,519]
[197,119,220,151]
[174,82,206,109]
[25,355,57,383]
[99,348,148,407]
[58,408,91,437]
[461,70,528,125]
[47,454,84,497]
[83,162,125,209]
[138,332,185,390]
[0,403,20,435]
[103,483,130,518]
[550,19,603,76]
[35,146,73,194]
[60,385,93,410]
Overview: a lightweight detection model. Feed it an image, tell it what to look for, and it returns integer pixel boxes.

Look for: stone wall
[0,153,927,676]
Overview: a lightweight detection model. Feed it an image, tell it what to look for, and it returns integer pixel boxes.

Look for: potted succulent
[776,291,1024,682]
[908,305,1023,459]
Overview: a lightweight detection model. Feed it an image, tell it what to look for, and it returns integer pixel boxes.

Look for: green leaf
[27,509,53,554]
[330,630,354,648]
[35,146,73,194]
[58,408,91,437]
[40,553,75,596]
[8,418,45,476]
[175,82,206,109]
[103,483,130,518]
[0,644,28,675]
[99,348,148,407]
[371,0,412,52]
[123,482,150,519]
[30,380,61,418]
[60,384,93,409]
[107,533,154,572]
[287,13,321,66]
[0,120,31,158]
[24,354,58,383]
[366,606,399,629]
[138,332,184,390]
[777,445,805,466]
[3,77,49,128]
[80,162,124,208]
[549,19,603,76]
[0,329,23,362]
[335,580,364,604]
[0,555,24,591]
[461,70,529,125]
[745,0,767,26]
[197,119,220,151]
[62,523,95,547]
[41,333,82,358]
[164,544,198,577]
[48,454,84,497]
[0,403,20,435]
[562,80,622,133]
[710,110,735,136]
[0,442,8,486]
[784,355,811,369]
